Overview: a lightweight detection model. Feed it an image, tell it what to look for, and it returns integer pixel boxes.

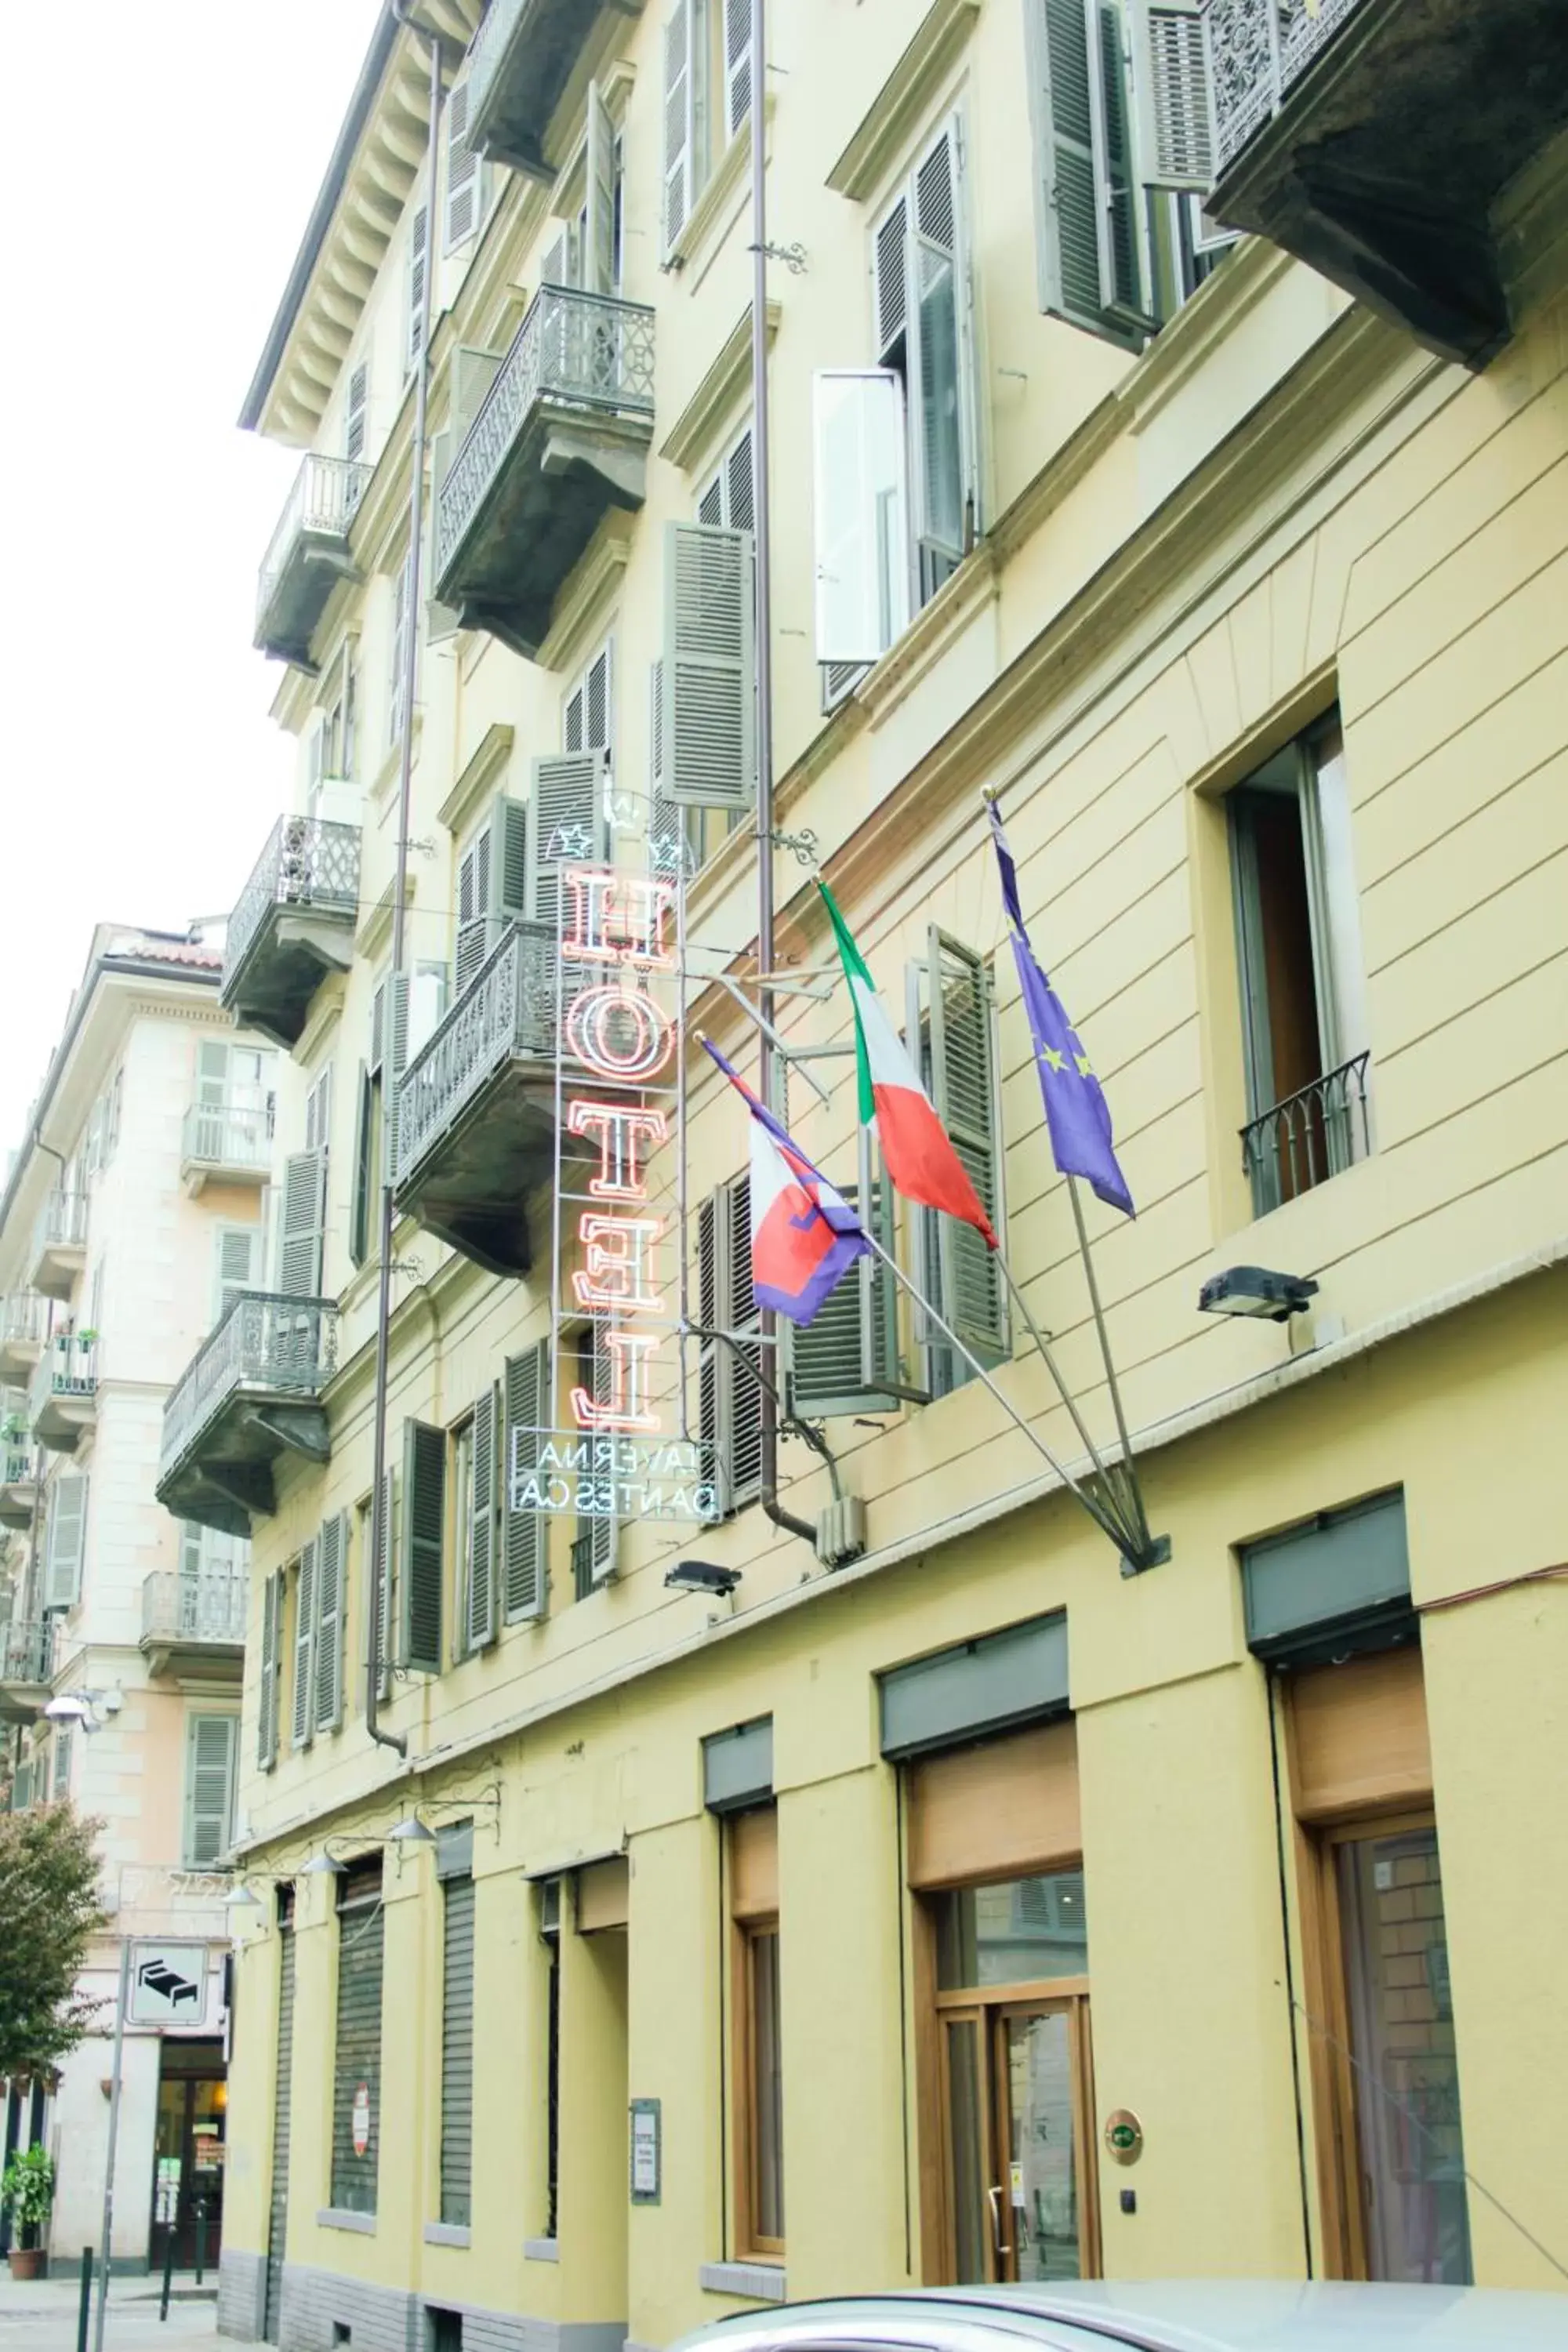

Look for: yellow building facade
[191,0,1568,2344]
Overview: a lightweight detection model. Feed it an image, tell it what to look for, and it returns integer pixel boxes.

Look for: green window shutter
[1129,0,1214,191]
[374,1468,397,1699]
[586,80,617,296]
[350,1062,375,1270]
[466,1390,499,1652]
[407,200,430,372]
[445,78,479,250]
[699,1178,762,1515]
[723,0,753,139]
[345,360,369,463]
[503,1345,549,1622]
[258,1572,281,1772]
[401,1420,445,1674]
[1088,2,1145,321]
[528,755,607,938]
[456,793,531,994]
[185,1713,239,1867]
[291,1541,317,1751]
[45,1473,89,1610]
[278,1149,326,1296]
[439,1871,476,2226]
[785,1162,909,1417]
[315,1513,347,1733]
[661,524,757,811]
[212,1224,261,1329]
[908,122,971,592]
[1032,0,1145,343]
[926,931,1009,1360]
[588,1329,619,1585]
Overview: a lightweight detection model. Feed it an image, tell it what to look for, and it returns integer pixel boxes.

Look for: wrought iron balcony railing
[34,1190,87,1258]
[160,1291,339,1484]
[434,285,655,585]
[223,816,361,996]
[395,920,560,1185]
[0,1619,54,1686]
[1242,1051,1371,1217]
[141,1570,248,1650]
[2,1447,34,1487]
[31,1338,97,1417]
[466,0,526,134]
[182,1099,273,1177]
[1203,0,1362,176]
[0,1294,47,1353]
[256,452,372,643]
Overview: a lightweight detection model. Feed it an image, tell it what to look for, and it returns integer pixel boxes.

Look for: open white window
[811,371,909,669]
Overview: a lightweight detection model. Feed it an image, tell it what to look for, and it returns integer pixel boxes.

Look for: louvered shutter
[662,0,695,257]
[589,1330,619,1585]
[345,361,369,462]
[439,1867,476,2224]
[724,0,752,139]
[401,1419,445,1674]
[725,1172,764,1507]
[185,1713,238,1867]
[1088,2,1145,319]
[305,1065,332,1152]
[408,200,430,370]
[811,371,909,666]
[291,1541,317,1751]
[196,1038,229,1106]
[697,1193,720,1490]
[1130,0,1213,190]
[661,524,757,811]
[445,79,480,249]
[212,1225,260,1329]
[44,1473,88,1610]
[457,795,531,992]
[586,81,617,296]
[1034,0,1114,329]
[315,1512,347,1733]
[390,553,412,742]
[258,1572,281,1771]
[350,1062,375,1269]
[278,1149,326,1295]
[529,755,607,938]
[466,1388,499,1651]
[383,975,409,1179]
[503,1345,549,1622]
[909,125,970,593]
[648,661,698,879]
[726,429,756,535]
[786,1165,906,1417]
[927,931,1009,1358]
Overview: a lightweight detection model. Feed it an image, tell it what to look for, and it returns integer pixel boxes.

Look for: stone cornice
[826,0,982,203]
[659,301,782,474]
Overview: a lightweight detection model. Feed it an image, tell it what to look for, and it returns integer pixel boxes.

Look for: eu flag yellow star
[1040,1045,1067,1073]
[1074,1051,1093,1078]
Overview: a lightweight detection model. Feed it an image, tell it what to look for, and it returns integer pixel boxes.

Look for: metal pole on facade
[91,1939,131,2352]
[367,9,445,1755]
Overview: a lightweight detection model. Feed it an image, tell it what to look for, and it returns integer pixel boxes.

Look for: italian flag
[819,880,998,1250]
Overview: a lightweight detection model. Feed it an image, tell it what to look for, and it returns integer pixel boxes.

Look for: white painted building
[0,927,275,2274]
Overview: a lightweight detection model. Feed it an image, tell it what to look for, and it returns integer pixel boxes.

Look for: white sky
[0,0,384,1164]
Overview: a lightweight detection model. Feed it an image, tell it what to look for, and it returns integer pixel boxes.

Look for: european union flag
[987,797,1134,1219]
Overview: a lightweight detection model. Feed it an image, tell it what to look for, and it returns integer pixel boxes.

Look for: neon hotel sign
[508,867,720,1526]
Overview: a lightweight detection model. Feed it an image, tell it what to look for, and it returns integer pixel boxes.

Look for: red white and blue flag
[702,1040,869,1325]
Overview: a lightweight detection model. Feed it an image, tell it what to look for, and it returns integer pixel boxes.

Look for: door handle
[987,2183,1007,2258]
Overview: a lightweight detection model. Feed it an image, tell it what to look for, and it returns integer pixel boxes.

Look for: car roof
[676,2281,1568,2352]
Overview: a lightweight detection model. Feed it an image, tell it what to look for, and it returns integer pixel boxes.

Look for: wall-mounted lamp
[1198,1266,1319,1323]
[387,1816,437,1847]
[299,1850,346,1878]
[665,1559,742,1597]
[224,1882,264,1911]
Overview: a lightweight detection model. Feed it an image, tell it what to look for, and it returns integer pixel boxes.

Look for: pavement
[0,2268,218,2350]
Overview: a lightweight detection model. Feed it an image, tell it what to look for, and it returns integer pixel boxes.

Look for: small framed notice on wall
[630,2097,662,2205]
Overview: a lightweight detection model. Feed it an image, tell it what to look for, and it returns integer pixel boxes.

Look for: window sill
[523,2237,559,2263]
[317,2208,376,2234]
[423,2222,470,2248]
[699,2261,786,2302]
[666,100,775,295]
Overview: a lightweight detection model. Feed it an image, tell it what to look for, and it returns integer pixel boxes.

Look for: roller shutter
[263,1917,295,2343]
[439,1870,476,2227]
[329,1869,384,2214]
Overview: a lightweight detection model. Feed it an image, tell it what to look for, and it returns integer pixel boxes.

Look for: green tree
[0,1804,105,2078]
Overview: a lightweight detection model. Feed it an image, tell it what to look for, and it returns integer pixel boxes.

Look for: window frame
[728,1805,783,2262]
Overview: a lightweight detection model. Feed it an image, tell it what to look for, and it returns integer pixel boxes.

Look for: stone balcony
[180,1098,273,1195]
[27,1191,86,1302]
[220,815,361,1051]
[29,1337,97,1454]
[393,920,566,1277]
[156,1292,339,1539]
[1201,0,1568,365]
[140,1569,247,1679]
[433,284,655,659]
[254,452,372,670]
[0,1293,47,1385]
[0,1619,54,1726]
[465,0,619,179]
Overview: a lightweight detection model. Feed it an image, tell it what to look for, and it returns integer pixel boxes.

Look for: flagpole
[857,1232,1138,1559]
[1064,1175,1155,1556]
[991,1254,1145,1552]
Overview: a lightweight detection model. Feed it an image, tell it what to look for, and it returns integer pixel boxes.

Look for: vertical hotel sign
[510,865,720,1533]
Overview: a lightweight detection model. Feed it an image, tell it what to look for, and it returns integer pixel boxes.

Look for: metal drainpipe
[746,0,812,1552]
[365,5,447,1757]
